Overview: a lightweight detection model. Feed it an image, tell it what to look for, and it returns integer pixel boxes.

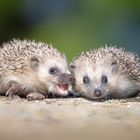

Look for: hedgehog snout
[94,89,102,98]
[68,74,75,83]
[58,73,75,84]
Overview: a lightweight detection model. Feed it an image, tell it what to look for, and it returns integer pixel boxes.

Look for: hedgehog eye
[49,67,59,75]
[83,76,90,84]
[101,75,108,83]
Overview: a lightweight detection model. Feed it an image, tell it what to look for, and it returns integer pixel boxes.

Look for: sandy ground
[0,96,140,140]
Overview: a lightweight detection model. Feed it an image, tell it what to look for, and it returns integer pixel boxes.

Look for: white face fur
[70,59,139,99]
[31,55,73,96]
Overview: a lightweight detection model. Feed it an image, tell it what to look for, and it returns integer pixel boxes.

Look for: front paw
[27,92,45,101]
[6,81,21,100]
[8,95,21,101]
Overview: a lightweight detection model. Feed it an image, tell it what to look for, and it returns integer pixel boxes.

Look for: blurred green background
[0,0,140,61]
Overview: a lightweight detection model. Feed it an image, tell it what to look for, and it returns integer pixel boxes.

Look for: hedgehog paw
[6,81,21,100]
[27,92,45,101]
[8,95,21,101]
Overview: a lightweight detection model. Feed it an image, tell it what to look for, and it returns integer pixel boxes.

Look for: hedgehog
[70,46,140,100]
[0,39,74,100]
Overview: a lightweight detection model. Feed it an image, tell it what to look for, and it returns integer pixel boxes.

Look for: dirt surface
[0,96,140,140]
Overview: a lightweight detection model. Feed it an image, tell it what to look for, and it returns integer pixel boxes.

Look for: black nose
[69,74,75,83]
[94,89,102,97]
[59,73,75,84]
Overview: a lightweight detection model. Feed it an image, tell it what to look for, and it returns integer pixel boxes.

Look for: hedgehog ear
[30,55,42,70]
[69,64,76,73]
[111,60,118,73]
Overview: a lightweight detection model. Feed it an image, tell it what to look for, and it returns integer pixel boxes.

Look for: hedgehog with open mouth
[0,39,74,100]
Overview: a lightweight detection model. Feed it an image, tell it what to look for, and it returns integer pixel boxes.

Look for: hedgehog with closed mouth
[70,46,140,100]
[0,39,74,100]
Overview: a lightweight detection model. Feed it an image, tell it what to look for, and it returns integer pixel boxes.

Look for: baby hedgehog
[70,47,140,100]
[0,39,74,100]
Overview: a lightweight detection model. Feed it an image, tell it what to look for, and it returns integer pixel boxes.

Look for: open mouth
[56,84,69,95]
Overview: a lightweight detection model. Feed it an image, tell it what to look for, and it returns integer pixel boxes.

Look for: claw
[6,81,21,99]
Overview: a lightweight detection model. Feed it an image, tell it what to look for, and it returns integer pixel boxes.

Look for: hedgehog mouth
[56,84,69,95]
